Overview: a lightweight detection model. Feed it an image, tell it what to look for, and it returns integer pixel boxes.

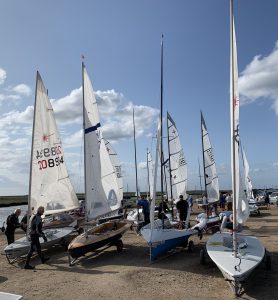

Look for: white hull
[206,232,265,282]
[0,293,23,300]
[4,227,74,260]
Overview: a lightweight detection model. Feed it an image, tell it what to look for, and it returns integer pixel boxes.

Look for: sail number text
[36,146,64,170]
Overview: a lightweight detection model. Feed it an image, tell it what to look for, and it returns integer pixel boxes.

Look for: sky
[1,0,278,196]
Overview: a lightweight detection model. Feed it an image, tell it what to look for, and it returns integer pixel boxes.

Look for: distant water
[0,204,28,226]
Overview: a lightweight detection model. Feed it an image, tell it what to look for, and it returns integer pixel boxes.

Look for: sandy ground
[0,205,277,300]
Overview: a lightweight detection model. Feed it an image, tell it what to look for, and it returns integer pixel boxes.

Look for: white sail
[83,65,111,220]
[167,112,187,200]
[201,112,219,203]
[230,16,249,224]
[30,72,79,215]
[103,139,123,209]
[147,150,154,200]
[241,145,253,199]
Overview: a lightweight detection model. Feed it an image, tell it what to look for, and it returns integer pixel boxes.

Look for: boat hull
[0,292,23,300]
[206,232,265,282]
[68,220,130,259]
[4,227,74,260]
[141,223,199,261]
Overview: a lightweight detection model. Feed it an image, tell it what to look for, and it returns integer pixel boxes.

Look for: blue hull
[150,235,192,261]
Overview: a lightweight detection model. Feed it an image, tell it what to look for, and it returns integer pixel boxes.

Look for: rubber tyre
[188,240,194,253]
[265,253,271,270]
[116,240,123,252]
[200,248,206,265]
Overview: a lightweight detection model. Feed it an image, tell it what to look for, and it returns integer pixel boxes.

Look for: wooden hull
[68,220,129,258]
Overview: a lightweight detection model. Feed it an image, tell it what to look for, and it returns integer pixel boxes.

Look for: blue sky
[1,0,278,195]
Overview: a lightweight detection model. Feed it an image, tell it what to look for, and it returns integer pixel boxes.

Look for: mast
[82,62,88,222]
[133,108,140,219]
[160,34,164,227]
[167,111,174,218]
[146,148,150,199]
[198,158,203,192]
[201,111,208,214]
[230,0,238,257]
[27,71,39,236]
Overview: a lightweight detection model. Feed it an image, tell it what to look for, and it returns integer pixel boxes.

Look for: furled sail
[230,17,249,223]
[167,112,187,200]
[201,112,219,203]
[30,72,79,215]
[147,149,154,200]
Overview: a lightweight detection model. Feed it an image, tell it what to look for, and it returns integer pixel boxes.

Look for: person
[187,195,193,212]
[24,206,50,270]
[219,193,226,210]
[264,191,270,209]
[5,208,21,245]
[137,196,150,225]
[226,193,233,210]
[176,195,189,229]
[158,198,170,220]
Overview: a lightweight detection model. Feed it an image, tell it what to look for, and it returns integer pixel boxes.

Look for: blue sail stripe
[85,122,101,134]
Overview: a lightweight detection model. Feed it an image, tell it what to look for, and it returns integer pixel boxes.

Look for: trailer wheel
[200,248,206,265]
[188,240,194,253]
[265,253,271,270]
[116,240,123,252]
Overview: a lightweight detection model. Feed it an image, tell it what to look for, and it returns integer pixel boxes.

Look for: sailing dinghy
[141,36,204,262]
[203,1,269,295]
[67,63,129,265]
[4,72,79,263]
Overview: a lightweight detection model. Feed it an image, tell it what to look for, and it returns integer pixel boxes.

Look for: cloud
[12,84,32,96]
[52,88,159,142]
[138,162,147,169]
[0,68,7,85]
[239,41,278,115]
[0,106,33,131]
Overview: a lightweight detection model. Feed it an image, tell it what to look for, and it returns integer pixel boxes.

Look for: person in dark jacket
[176,195,189,229]
[24,206,49,269]
[5,208,21,245]
[158,199,170,220]
[137,196,150,225]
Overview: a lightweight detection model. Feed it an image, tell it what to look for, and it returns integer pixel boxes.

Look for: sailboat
[67,63,129,265]
[196,112,220,232]
[4,72,79,262]
[203,1,268,295]
[241,144,259,215]
[141,36,204,262]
